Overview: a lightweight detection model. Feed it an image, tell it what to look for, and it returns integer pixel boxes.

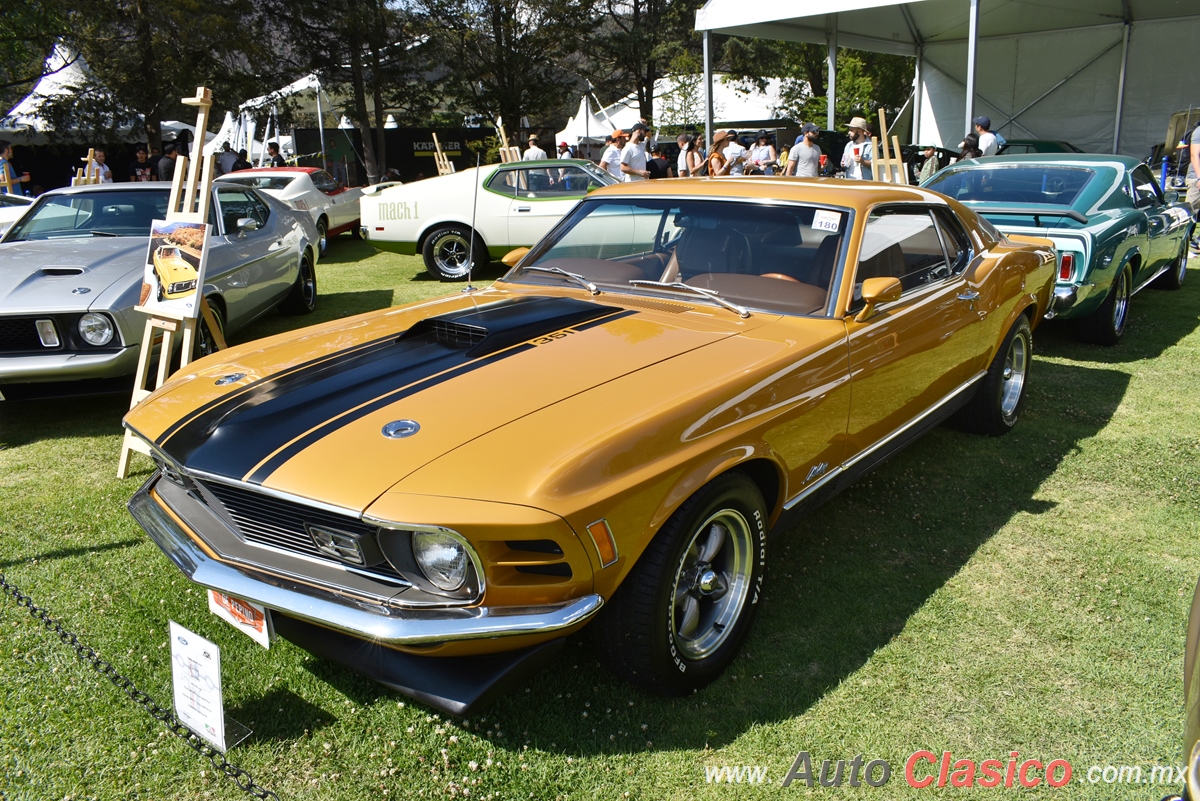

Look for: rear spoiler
[973,206,1088,225]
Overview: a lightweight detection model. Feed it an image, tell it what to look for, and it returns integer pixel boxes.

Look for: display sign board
[140,220,212,319]
[169,620,226,751]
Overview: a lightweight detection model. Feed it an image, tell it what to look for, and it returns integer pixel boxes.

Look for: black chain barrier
[0,571,280,800]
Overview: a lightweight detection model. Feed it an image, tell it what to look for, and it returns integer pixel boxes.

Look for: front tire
[1079,264,1130,345]
[422,225,484,281]
[957,314,1032,437]
[591,472,767,695]
[193,300,225,361]
[280,250,317,315]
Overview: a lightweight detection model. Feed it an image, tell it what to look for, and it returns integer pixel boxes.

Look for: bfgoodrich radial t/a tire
[591,472,767,695]
[423,225,485,281]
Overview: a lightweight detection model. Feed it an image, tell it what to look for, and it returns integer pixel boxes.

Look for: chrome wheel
[670,508,754,660]
[432,231,471,277]
[1111,268,1129,336]
[999,328,1029,422]
[317,218,328,255]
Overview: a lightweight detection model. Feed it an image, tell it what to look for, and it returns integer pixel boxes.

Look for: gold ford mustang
[124,178,1056,714]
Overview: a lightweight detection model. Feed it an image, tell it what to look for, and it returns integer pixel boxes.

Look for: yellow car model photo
[152,245,199,301]
[124,178,1056,714]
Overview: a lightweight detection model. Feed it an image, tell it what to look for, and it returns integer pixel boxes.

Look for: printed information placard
[169,620,225,751]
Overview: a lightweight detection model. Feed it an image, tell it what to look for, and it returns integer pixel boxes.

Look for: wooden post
[432,132,454,176]
[118,86,224,478]
[72,148,100,186]
[496,122,520,163]
[873,109,906,184]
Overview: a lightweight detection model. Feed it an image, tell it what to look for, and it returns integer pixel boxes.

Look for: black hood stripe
[159,297,631,484]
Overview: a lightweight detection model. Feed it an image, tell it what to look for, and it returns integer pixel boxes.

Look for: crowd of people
[537,114,940,184]
[0,139,289,196]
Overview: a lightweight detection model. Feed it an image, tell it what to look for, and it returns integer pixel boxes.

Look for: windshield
[504,198,846,317]
[217,176,297,192]
[5,189,171,240]
[925,165,1095,206]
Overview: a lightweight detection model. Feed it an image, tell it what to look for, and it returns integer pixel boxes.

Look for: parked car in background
[997,139,1084,155]
[125,177,1056,714]
[216,167,362,256]
[358,158,619,280]
[0,182,319,400]
[924,154,1193,344]
[0,193,34,235]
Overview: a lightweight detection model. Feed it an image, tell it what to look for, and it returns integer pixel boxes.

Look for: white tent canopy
[0,44,122,145]
[695,0,1200,156]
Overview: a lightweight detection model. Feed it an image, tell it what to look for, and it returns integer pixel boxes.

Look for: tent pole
[913,47,923,143]
[826,15,838,131]
[965,0,979,136]
[1112,22,1130,154]
[315,77,328,168]
[703,30,713,154]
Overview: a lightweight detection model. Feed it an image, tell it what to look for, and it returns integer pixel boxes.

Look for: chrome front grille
[198,479,407,581]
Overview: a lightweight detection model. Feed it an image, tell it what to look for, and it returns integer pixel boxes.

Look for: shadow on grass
[1036,264,1200,363]
[228,686,336,740]
[430,359,1125,753]
[0,538,143,570]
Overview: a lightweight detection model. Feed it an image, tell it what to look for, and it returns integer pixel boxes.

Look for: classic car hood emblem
[382,420,420,439]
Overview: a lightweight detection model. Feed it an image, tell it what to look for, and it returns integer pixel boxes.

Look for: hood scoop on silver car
[398,296,626,357]
[40,266,86,276]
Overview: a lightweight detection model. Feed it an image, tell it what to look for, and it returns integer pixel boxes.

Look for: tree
[0,0,69,116]
[421,0,595,145]
[722,37,914,128]
[586,0,706,127]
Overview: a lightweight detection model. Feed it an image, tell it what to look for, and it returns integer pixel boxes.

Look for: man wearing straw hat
[840,116,874,180]
[523,134,547,161]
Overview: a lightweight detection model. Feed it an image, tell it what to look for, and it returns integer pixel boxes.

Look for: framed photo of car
[140,220,213,319]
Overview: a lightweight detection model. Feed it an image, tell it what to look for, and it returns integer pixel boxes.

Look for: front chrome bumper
[128,478,604,646]
[0,345,139,383]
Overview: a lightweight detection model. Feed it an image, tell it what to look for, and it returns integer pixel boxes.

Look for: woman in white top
[747,131,778,176]
[675,134,701,177]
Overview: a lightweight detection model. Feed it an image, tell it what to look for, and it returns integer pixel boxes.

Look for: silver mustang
[0,182,319,400]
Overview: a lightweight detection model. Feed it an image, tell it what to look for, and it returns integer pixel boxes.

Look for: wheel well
[730,458,782,518]
[317,213,329,228]
[418,223,485,255]
[1124,252,1140,275]
[202,292,226,323]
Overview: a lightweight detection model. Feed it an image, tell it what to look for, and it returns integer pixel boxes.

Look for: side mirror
[236,217,260,235]
[501,247,530,267]
[1166,189,1180,204]
[854,276,903,323]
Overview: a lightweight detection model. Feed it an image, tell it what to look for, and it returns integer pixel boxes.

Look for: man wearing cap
[600,132,625,179]
[841,117,873,180]
[523,135,547,161]
[785,123,822,177]
[974,117,999,157]
[620,122,650,181]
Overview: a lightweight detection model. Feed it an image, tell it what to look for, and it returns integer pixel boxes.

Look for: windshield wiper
[89,230,120,237]
[629,280,751,318]
[522,265,600,295]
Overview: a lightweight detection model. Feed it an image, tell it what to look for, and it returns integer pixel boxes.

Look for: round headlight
[78,313,115,346]
[412,530,469,592]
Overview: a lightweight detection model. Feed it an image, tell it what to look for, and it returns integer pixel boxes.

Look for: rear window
[926,165,1095,206]
[219,176,296,191]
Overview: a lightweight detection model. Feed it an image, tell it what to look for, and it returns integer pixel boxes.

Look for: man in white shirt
[620,123,650,181]
[974,116,999,157]
[600,132,625,178]
[216,143,238,175]
[90,149,113,183]
[840,117,873,180]
[523,135,547,161]
[722,130,748,176]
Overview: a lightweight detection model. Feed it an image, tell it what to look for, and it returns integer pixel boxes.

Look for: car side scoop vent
[399,296,625,358]
[40,266,86,276]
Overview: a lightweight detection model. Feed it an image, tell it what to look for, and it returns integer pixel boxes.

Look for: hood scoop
[399,296,620,357]
[40,266,86,276]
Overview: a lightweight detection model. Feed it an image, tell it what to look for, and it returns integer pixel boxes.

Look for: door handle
[957,290,980,301]
[516,206,532,213]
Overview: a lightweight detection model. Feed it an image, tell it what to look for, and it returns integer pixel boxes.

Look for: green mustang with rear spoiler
[924,154,1193,345]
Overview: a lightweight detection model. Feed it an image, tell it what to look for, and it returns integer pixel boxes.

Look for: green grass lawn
[2,240,1198,799]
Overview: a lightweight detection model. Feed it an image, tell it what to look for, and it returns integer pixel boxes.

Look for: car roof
[40,182,173,197]
[220,167,318,176]
[585,176,950,210]
[494,158,594,170]
[954,153,1140,169]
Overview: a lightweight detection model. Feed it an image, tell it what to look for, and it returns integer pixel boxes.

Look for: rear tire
[423,225,485,281]
[280,250,317,315]
[956,314,1032,437]
[1153,244,1187,290]
[1078,264,1130,345]
[591,472,767,695]
[316,217,328,256]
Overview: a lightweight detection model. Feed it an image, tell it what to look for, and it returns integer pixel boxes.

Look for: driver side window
[850,208,950,311]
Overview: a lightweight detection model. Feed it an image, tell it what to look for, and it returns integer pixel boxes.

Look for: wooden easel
[0,167,14,194]
[496,122,521,163]
[431,132,455,175]
[871,109,906,184]
[118,86,226,478]
[72,148,102,186]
